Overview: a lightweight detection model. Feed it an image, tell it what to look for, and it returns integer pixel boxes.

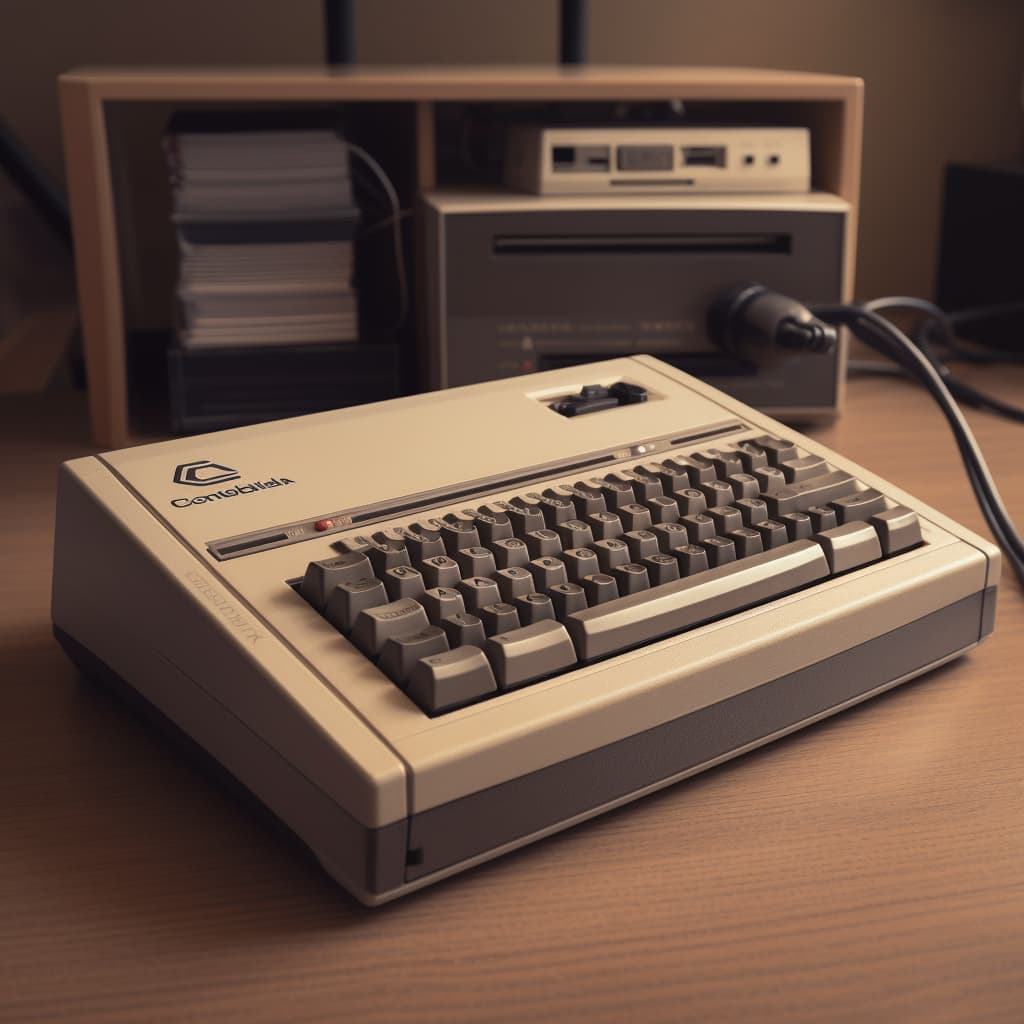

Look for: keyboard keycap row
[294,436,924,716]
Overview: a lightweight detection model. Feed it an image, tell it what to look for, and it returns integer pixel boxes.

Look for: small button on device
[314,519,334,532]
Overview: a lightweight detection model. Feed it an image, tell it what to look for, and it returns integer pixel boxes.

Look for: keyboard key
[378,626,449,686]
[695,448,744,478]
[729,527,764,559]
[454,545,498,578]
[753,466,787,491]
[644,494,680,524]
[753,435,798,465]
[366,541,412,575]
[324,576,387,633]
[734,441,769,472]
[383,564,426,602]
[651,522,690,552]
[642,553,680,586]
[616,503,653,533]
[473,512,514,545]
[830,488,887,524]
[871,506,923,555]
[698,479,735,506]
[421,554,461,589]
[610,562,650,595]
[300,552,372,611]
[420,586,466,625]
[754,519,789,550]
[735,497,768,526]
[528,492,575,527]
[779,454,828,482]
[587,511,624,541]
[618,469,663,502]
[441,612,488,649]
[806,505,838,532]
[593,538,630,572]
[547,483,605,518]
[561,546,601,583]
[457,576,502,614]
[779,511,813,541]
[707,506,743,535]
[484,620,578,690]
[492,537,530,569]
[352,598,430,657]
[525,529,563,558]
[527,556,569,590]
[663,455,715,485]
[438,518,481,553]
[681,513,715,543]
[514,592,556,625]
[727,473,759,500]
[495,566,534,601]
[700,536,736,567]
[760,471,858,517]
[645,462,691,496]
[623,529,660,561]
[813,522,883,573]
[554,518,595,549]
[581,572,619,605]
[548,582,588,619]
[565,539,831,661]
[404,527,446,563]
[592,478,634,510]
[406,646,497,715]
[479,602,522,635]
[674,544,710,577]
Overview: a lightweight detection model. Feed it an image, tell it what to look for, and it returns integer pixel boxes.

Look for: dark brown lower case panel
[54,586,995,899]
[405,587,995,883]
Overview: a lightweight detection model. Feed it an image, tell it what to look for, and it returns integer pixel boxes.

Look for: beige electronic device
[52,357,999,905]
[504,126,811,194]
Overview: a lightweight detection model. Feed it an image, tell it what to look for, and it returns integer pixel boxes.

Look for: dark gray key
[830,488,887,525]
[695,448,743,478]
[814,521,883,573]
[441,612,488,648]
[642,553,680,586]
[700,536,736,567]
[334,535,372,556]
[457,576,502,614]
[761,471,858,518]
[324,576,387,633]
[420,554,461,589]
[592,478,634,511]
[366,541,412,575]
[528,492,575,527]
[581,573,619,605]
[495,566,534,601]
[674,488,708,516]
[645,462,691,496]
[663,455,715,485]
[593,538,630,572]
[727,473,759,500]
[383,564,426,602]
[484,620,578,690]
[619,469,663,502]
[406,646,497,715]
[561,546,601,583]
[753,466,788,492]
[525,528,563,558]
[555,518,595,549]
[780,454,828,482]
[547,484,605,518]
[651,522,690,553]
[734,441,769,472]
[352,598,430,657]
[754,519,789,550]
[548,582,588,619]
[681,512,715,543]
[492,537,530,569]
[674,544,710,577]
[587,511,624,541]
[514,592,556,625]
[707,506,743,535]
[504,501,547,537]
[623,529,660,561]
[527,555,568,590]
[566,540,831,661]
[610,562,650,595]
[454,545,498,578]
[616,503,653,532]
[479,602,522,636]
[404,527,446,563]
[729,527,764,558]
[300,552,373,611]
[698,479,735,506]
[735,497,768,526]
[378,626,449,686]
[871,506,923,555]
[420,586,466,625]
[779,511,813,541]
[644,494,680,524]
[439,518,481,553]
[473,511,514,545]
[373,527,411,549]
[807,505,838,532]
[753,435,799,465]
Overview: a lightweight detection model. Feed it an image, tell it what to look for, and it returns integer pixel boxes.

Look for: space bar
[565,540,831,661]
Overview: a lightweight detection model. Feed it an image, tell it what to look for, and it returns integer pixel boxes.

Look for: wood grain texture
[2,371,1022,1023]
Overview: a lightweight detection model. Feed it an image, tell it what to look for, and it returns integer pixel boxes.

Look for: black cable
[813,303,1024,584]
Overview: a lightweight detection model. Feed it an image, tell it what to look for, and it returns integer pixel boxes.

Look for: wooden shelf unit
[58,65,863,448]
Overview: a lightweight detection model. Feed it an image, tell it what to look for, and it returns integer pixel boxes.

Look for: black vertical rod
[560,0,587,64]
[324,0,355,66]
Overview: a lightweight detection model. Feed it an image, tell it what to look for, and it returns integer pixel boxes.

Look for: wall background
[1,0,1022,300]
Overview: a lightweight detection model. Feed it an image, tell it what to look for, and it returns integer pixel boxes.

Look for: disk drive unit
[421,189,850,420]
[504,126,811,195]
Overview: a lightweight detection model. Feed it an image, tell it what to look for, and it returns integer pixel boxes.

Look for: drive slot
[682,145,726,167]
[493,234,791,256]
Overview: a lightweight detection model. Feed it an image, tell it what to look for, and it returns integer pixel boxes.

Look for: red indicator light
[314,519,334,532]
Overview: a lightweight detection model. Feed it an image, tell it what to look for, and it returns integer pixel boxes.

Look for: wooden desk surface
[3,370,1022,1023]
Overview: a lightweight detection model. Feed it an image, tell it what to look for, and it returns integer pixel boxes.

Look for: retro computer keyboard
[51,356,999,904]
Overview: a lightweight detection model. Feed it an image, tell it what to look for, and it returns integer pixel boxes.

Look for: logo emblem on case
[173,460,241,487]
